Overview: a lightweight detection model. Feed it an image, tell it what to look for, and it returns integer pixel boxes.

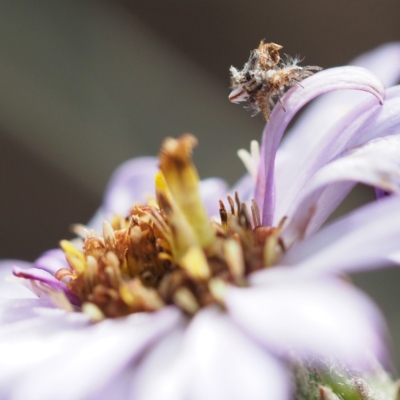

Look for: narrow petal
[283,135,400,245]
[0,307,183,400]
[275,43,400,201]
[13,267,80,306]
[103,157,159,216]
[0,261,36,299]
[275,86,400,224]
[280,195,400,275]
[255,66,385,225]
[226,279,387,367]
[185,307,290,400]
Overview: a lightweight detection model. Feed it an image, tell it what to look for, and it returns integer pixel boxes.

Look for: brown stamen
[56,137,286,319]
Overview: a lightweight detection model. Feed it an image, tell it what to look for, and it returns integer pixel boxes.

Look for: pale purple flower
[1,43,400,400]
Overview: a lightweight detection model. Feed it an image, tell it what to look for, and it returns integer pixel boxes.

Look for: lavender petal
[185,307,290,400]
[275,43,400,201]
[0,307,183,400]
[0,261,37,299]
[229,173,256,202]
[283,135,400,245]
[13,267,81,306]
[131,328,190,400]
[33,249,69,275]
[0,298,57,324]
[280,195,400,275]
[256,66,385,226]
[103,157,159,217]
[0,306,90,399]
[226,278,387,367]
[275,86,400,225]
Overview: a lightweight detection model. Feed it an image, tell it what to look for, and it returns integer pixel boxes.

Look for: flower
[1,43,400,400]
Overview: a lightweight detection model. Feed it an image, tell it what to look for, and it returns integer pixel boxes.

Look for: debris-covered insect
[229,41,322,121]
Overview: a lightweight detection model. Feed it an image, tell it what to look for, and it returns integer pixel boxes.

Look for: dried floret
[229,40,322,120]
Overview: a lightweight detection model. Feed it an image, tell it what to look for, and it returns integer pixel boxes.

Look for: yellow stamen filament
[263,235,280,267]
[173,288,200,315]
[150,210,169,232]
[60,240,86,273]
[105,266,120,290]
[82,302,105,322]
[102,221,117,251]
[251,199,261,228]
[180,246,211,280]
[160,198,200,260]
[86,255,98,287]
[209,278,228,304]
[159,135,215,248]
[223,239,245,279]
[119,281,164,310]
[155,170,170,199]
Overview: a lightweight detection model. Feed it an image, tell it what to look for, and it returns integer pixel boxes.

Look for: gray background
[1,0,400,367]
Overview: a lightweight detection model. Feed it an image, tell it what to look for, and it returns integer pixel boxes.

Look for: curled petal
[0,260,55,323]
[256,66,385,225]
[0,261,36,300]
[226,279,387,367]
[280,195,400,275]
[12,267,81,306]
[275,43,400,201]
[283,135,400,245]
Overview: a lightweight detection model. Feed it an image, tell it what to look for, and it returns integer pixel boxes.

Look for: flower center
[58,135,285,319]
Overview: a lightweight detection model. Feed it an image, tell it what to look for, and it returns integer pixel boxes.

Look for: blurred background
[1,0,400,364]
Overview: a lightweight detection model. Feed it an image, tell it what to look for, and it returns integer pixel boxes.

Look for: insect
[229,41,322,121]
